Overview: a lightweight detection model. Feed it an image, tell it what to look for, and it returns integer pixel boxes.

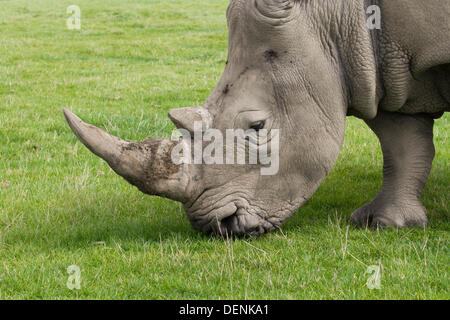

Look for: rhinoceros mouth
[187,191,309,237]
[216,210,273,238]
[198,208,275,238]
[185,189,279,237]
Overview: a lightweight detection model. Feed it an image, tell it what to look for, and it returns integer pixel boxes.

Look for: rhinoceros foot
[350,196,428,229]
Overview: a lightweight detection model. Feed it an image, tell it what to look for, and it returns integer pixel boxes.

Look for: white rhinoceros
[64,0,449,237]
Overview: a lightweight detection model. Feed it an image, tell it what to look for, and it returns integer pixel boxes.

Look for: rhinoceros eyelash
[250,120,266,131]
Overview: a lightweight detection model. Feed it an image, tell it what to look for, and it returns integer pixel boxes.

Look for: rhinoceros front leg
[350,111,435,228]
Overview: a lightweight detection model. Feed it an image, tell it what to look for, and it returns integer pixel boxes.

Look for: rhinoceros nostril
[219,212,238,236]
[221,214,235,226]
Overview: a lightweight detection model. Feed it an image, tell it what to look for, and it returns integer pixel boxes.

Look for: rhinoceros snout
[218,212,268,238]
[189,207,276,238]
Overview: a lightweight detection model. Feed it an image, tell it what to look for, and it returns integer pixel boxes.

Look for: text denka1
[179,304,269,317]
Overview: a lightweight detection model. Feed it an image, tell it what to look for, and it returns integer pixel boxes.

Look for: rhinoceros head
[65,0,363,237]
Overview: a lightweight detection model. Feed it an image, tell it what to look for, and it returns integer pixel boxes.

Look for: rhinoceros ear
[255,0,295,19]
[168,106,212,133]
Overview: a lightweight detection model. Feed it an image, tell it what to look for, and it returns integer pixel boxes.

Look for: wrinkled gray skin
[64,0,449,237]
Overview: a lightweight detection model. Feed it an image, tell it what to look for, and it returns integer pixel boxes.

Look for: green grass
[0,0,448,300]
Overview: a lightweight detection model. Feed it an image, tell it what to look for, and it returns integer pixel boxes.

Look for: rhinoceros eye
[250,120,265,132]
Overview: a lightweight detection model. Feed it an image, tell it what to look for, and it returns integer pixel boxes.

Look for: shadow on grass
[282,165,449,233]
[3,196,208,250]
[5,164,447,250]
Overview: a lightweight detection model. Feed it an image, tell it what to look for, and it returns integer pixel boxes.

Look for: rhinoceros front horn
[63,108,191,203]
